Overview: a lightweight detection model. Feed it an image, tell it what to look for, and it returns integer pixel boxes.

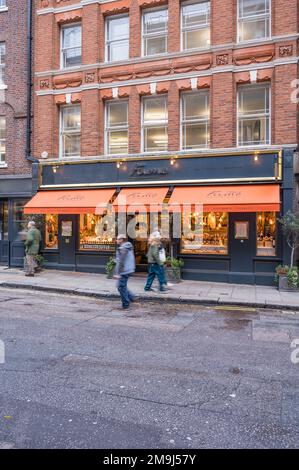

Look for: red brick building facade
[0,0,34,266]
[29,0,299,284]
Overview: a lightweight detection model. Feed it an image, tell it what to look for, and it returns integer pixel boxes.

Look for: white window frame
[141,95,168,153]
[60,23,82,70]
[0,117,6,164]
[237,0,271,44]
[105,14,130,63]
[104,99,129,155]
[180,0,211,52]
[0,43,5,85]
[59,105,81,159]
[142,6,168,58]
[0,0,7,12]
[237,83,271,147]
[180,90,210,150]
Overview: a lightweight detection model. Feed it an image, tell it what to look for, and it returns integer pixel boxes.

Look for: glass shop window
[45,214,58,250]
[181,212,228,255]
[256,211,276,256]
[0,200,8,241]
[79,214,116,252]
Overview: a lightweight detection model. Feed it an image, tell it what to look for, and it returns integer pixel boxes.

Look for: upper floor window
[181,91,210,150]
[142,8,168,57]
[0,117,6,163]
[0,1,7,8]
[61,24,82,69]
[181,1,210,50]
[0,43,5,84]
[237,84,270,146]
[105,100,129,155]
[60,106,81,158]
[142,96,168,152]
[238,0,270,42]
[105,15,129,62]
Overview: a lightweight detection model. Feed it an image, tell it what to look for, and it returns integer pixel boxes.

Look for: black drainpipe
[26,0,38,164]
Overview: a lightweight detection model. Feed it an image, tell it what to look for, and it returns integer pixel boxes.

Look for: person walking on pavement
[114,234,136,310]
[144,231,168,293]
[24,221,42,277]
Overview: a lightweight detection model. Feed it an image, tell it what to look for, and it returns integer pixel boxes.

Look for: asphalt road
[0,287,299,449]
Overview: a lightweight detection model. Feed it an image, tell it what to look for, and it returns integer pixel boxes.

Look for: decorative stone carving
[279,45,293,57]
[216,54,229,66]
[233,46,274,65]
[41,0,50,7]
[53,74,82,90]
[85,72,95,83]
[40,79,50,89]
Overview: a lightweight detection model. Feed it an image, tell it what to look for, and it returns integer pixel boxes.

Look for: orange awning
[168,185,281,213]
[24,189,116,215]
[113,187,169,212]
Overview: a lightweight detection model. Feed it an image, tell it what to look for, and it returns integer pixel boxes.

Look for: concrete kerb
[0,281,299,311]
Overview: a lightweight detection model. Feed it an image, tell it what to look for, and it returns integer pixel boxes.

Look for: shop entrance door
[58,215,76,270]
[229,213,256,284]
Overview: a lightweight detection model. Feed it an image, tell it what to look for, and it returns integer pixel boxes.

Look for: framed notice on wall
[234,221,249,240]
[61,221,73,237]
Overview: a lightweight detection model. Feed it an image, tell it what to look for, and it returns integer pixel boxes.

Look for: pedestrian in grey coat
[114,234,136,309]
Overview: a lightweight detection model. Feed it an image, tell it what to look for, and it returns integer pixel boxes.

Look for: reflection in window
[142,96,168,152]
[105,100,128,155]
[238,0,270,42]
[60,105,81,158]
[61,24,82,68]
[45,215,58,249]
[257,211,276,256]
[181,1,210,50]
[181,212,228,255]
[142,8,168,56]
[181,91,210,149]
[106,15,129,62]
[238,84,270,146]
[79,214,115,251]
[0,200,8,241]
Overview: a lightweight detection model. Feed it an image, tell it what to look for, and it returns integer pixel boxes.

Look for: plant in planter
[276,212,299,291]
[105,257,116,279]
[164,257,184,283]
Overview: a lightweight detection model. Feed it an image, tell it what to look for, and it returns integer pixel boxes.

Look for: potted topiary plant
[164,257,184,283]
[276,212,299,291]
[105,256,116,279]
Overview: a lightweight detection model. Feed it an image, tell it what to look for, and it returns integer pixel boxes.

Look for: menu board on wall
[234,221,249,239]
[61,221,73,237]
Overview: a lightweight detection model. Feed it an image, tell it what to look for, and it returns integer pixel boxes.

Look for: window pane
[63,134,81,157]
[144,97,167,122]
[257,212,276,256]
[80,214,116,252]
[62,25,81,67]
[144,36,167,55]
[240,18,269,41]
[144,126,168,151]
[240,0,269,17]
[45,215,58,250]
[143,9,168,35]
[183,93,209,120]
[108,130,128,154]
[183,123,209,149]
[0,117,5,139]
[108,101,128,127]
[183,27,210,49]
[108,40,129,62]
[62,107,81,130]
[182,2,210,28]
[238,117,269,145]
[239,86,269,115]
[181,212,228,255]
[0,117,5,162]
[63,26,81,48]
[107,16,129,41]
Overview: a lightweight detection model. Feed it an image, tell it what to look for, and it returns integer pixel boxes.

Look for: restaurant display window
[79,214,115,252]
[181,212,228,255]
[257,211,276,256]
[45,215,58,250]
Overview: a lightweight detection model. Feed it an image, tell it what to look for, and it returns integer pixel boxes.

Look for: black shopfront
[0,175,34,267]
[25,149,294,286]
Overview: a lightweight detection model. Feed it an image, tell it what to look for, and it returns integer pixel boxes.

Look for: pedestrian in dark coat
[114,234,136,309]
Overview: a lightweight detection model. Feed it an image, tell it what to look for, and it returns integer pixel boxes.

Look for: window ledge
[0,6,8,13]
[0,84,7,90]
[0,163,8,168]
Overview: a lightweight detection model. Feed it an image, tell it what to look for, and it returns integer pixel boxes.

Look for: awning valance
[24,189,116,215]
[168,185,281,213]
[113,187,169,213]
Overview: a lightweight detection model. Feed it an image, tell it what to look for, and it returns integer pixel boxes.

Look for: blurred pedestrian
[24,221,41,277]
[114,234,136,310]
